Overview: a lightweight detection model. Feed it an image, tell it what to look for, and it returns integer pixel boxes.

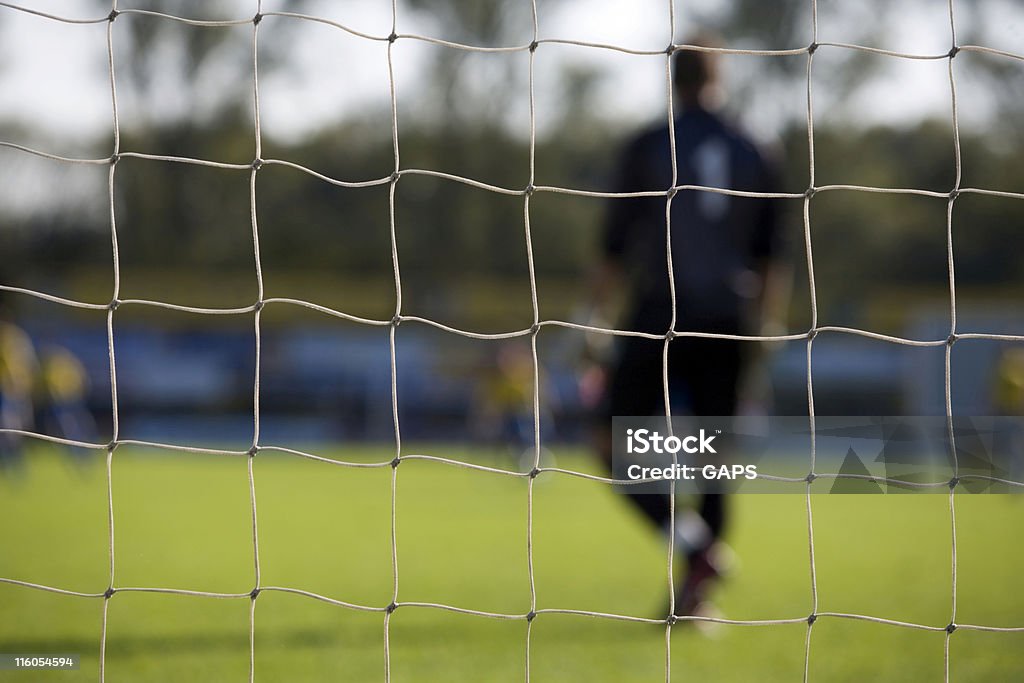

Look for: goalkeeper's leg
[670,337,745,616]
[596,338,716,613]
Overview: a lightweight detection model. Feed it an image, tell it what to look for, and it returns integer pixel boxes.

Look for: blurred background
[3,3,1024,681]
[2,0,1024,453]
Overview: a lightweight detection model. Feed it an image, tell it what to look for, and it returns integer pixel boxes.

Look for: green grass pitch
[1,445,1022,682]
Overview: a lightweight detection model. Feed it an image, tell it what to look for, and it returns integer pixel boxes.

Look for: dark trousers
[605,334,745,549]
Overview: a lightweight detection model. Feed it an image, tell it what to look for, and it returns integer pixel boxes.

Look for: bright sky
[2,0,1014,151]
[2,0,1018,226]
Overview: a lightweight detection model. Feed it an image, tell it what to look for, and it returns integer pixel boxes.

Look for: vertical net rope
[1,1,1023,682]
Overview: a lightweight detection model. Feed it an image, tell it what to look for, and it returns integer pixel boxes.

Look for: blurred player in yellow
[477,342,557,470]
[38,344,98,461]
[0,305,39,468]
[992,345,1024,485]
[994,346,1024,416]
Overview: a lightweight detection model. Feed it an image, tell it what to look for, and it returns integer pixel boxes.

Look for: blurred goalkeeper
[591,38,789,617]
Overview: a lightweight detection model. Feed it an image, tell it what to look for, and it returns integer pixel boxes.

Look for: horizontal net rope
[0,1,1023,683]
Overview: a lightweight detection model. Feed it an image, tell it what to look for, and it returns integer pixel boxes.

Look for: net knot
[529,41,539,53]
[806,472,817,483]
[388,32,398,44]
[251,158,264,171]
[253,300,265,313]
[666,186,678,200]
[248,445,260,458]
[948,476,960,490]
[945,622,957,634]
[947,333,958,346]
[389,171,400,184]
[666,614,678,626]
[807,42,818,55]
[665,329,676,341]
[948,189,960,201]
[390,314,402,327]
[529,467,541,479]
[106,440,119,453]
[530,322,541,335]
[253,13,263,25]
[108,298,121,311]
[386,602,398,614]
[108,9,119,21]
[250,587,261,599]
[391,456,402,469]
[807,328,818,341]
[807,613,817,625]
[665,44,676,56]
[524,184,536,197]
[948,45,960,59]
[109,153,120,165]
[526,610,536,622]
[804,186,817,199]
[104,587,116,599]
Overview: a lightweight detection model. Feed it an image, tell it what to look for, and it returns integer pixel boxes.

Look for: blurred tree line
[2,0,1022,331]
